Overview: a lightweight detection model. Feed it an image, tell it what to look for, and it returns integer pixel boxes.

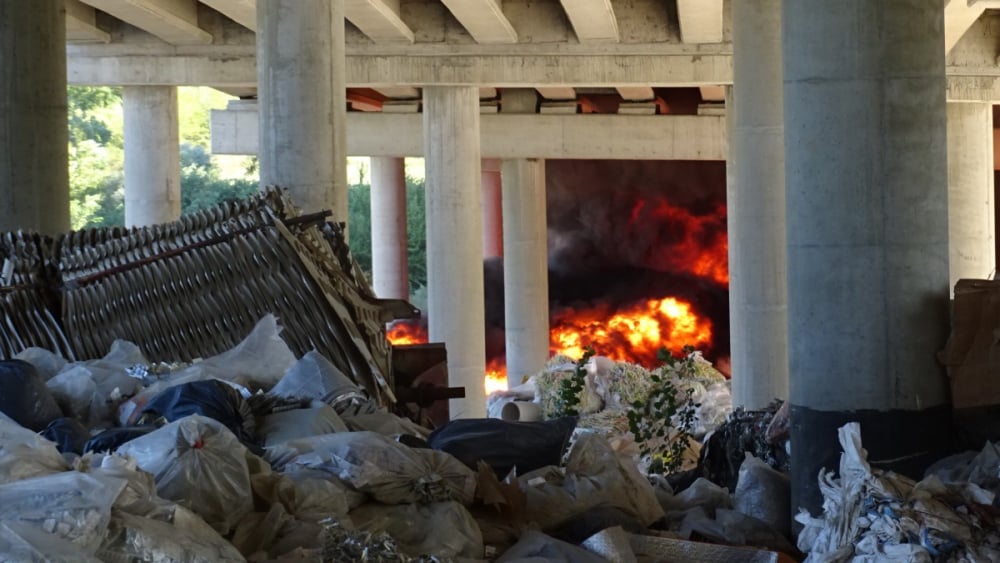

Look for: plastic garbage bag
[341,410,430,438]
[258,403,348,447]
[266,430,476,505]
[137,380,257,446]
[521,432,665,530]
[40,417,90,455]
[47,366,106,425]
[733,453,791,538]
[230,503,293,558]
[662,477,733,515]
[0,471,127,554]
[178,315,296,392]
[925,441,1000,494]
[0,521,102,563]
[0,359,63,431]
[270,350,369,411]
[350,501,484,559]
[98,510,246,562]
[0,417,68,484]
[428,416,578,476]
[117,415,254,535]
[84,426,156,453]
[78,453,177,522]
[496,530,608,563]
[250,470,355,523]
[14,347,67,381]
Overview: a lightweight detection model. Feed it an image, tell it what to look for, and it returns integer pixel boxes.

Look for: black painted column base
[790,405,954,519]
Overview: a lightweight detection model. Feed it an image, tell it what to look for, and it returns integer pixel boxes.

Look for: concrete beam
[536,87,576,100]
[676,0,724,44]
[374,86,420,99]
[79,0,212,45]
[558,0,618,42]
[617,86,655,101]
[199,0,256,31]
[439,0,517,44]
[944,0,986,54]
[211,107,726,160]
[345,0,414,43]
[66,0,111,43]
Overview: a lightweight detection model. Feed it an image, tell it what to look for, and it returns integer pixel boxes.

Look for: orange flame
[550,296,712,365]
[486,359,509,394]
[386,321,428,345]
[628,199,729,286]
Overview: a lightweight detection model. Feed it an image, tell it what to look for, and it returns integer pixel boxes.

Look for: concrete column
[257,0,348,221]
[0,0,69,234]
[729,0,788,410]
[123,86,181,227]
[370,156,409,300]
[423,86,486,418]
[502,158,549,386]
[947,102,995,289]
[482,159,503,259]
[784,0,952,514]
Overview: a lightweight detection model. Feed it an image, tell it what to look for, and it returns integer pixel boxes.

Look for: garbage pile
[0,320,814,561]
[797,423,1000,562]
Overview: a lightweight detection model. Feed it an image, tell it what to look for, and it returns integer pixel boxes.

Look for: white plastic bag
[0,417,67,484]
[267,431,475,505]
[0,471,127,554]
[14,347,67,381]
[98,510,246,562]
[117,415,253,535]
[350,501,484,559]
[270,350,366,410]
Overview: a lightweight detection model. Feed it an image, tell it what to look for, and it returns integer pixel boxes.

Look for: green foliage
[179,144,258,215]
[626,345,699,474]
[551,346,596,418]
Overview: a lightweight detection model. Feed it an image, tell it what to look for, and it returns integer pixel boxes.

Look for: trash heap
[796,423,1000,562]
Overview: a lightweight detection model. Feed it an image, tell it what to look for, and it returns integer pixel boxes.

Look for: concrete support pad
[728,0,788,410]
[947,102,996,289]
[423,86,487,418]
[123,86,181,227]
[370,156,409,300]
[784,0,951,514]
[502,158,550,386]
[257,0,348,219]
[0,1,69,234]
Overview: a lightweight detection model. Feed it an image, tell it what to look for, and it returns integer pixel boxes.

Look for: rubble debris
[698,403,790,493]
[796,422,1000,562]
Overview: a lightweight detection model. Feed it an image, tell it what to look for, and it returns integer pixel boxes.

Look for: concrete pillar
[123,86,181,227]
[423,86,486,418]
[257,0,348,221]
[947,102,995,289]
[502,158,549,386]
[482,159,503,259]
[784,0,952,514]
[0,0,69,234]
[370,156,409,300]
[728,0,788,410]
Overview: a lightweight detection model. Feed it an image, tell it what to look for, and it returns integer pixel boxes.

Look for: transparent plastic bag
[350,501,484,559]
[267,431,475,505]
[258,403,348,447]
[0,417,68,484]
[98,510,245,563]
[0,471,127,554]
[117,415,253,535]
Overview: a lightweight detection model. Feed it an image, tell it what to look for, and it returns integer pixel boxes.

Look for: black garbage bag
[0,360,63,431]
[40,418,91,455]
[84,426,157,453]
[427,416,577,476]
[137,380,257,447]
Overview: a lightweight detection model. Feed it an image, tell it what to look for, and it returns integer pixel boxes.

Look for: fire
[386,321,508,395]
[485,359,508,394]
[550,296,712,365]
[386,321,428,345]
[628,199,729,286]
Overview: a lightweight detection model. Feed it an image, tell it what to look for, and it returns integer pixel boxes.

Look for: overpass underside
[2,0,1000,515]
